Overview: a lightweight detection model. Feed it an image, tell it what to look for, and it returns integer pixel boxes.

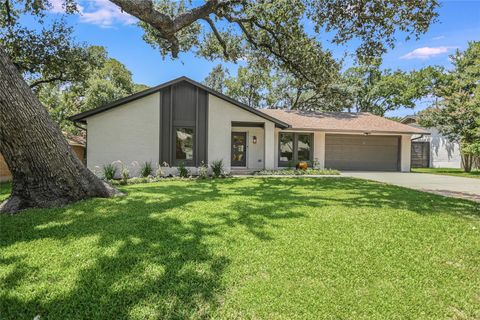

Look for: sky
[42,0,480,116]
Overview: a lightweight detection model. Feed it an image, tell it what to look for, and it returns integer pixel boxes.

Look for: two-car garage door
[325,134,400,171]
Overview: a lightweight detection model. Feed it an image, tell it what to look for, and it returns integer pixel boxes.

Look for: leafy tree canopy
[2,0,440,98]
[204,59,434,115]
[0,1,148,133]
[0,0,94,89]
[37,46,149,134]
[340,62,437,116]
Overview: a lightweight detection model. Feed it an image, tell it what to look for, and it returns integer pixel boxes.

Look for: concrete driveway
[341,171,480,202]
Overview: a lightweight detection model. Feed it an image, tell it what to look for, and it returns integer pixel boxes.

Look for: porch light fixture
[252,136,257,144]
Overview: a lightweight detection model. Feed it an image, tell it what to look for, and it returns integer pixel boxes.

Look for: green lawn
[1,178,479,319]
[412,167,480,179]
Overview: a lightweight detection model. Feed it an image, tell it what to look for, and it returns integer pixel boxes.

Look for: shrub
[197,161,208,179]
[155,164,165,179]
[178,161,189,178]
[102,163,116,180]
[211,159,224,178]
[140,162,153,178]
[121,165,130,184]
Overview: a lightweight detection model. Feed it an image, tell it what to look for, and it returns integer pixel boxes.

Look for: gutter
[411,134,427,141]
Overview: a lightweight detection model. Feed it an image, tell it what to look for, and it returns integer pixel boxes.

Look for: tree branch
[109,0,240,57]
[225,16,316,85]
[203,17,230,59]
[4,0,13,25]
[29,75,67,88]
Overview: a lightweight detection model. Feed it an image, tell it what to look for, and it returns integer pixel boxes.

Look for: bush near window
[178,161,190,178]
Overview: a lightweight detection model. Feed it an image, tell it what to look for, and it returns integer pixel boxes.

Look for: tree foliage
[203,59,433,114]
[0,0,94,89]
[125,0,439,96]
[37,46,148,134]
[203,64,230,93]
[340,63,436,115]
[2,0,441,112]
[418,41,480,171]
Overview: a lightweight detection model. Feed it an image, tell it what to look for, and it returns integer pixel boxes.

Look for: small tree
[418,42,480,172]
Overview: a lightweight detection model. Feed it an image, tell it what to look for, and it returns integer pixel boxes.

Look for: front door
[231,132,247,167]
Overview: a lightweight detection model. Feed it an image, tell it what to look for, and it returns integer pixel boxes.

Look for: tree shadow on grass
[0,178,478,319]
[0,179,308,319]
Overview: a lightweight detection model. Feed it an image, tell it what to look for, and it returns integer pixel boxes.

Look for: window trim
[278,132,314,167]
[174,126,195,166]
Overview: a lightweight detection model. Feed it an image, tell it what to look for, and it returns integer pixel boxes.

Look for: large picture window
[175,127,194,164]
[278,132,313,166]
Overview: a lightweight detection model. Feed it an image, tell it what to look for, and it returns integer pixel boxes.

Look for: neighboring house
[69,77,427,175]
[0,134,86,182]
[401,116,462,168]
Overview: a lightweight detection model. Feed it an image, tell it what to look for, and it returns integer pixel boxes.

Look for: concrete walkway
[341,171,480,202]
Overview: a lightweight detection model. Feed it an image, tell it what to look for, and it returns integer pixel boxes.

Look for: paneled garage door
[325,134,400,171]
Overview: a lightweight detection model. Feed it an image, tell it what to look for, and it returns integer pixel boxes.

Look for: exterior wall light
[252,136,257,144]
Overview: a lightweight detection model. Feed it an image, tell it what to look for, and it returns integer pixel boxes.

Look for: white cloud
[431,36,445,40]
[400,46,453,60]
[49,0,68,13]
[80,0,136,27]
[49,0,136,27]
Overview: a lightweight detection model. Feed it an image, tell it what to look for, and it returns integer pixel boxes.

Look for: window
[175,128,194,163]
[279,133,294,163]
[297,134,311,161]
[278,132,313,166]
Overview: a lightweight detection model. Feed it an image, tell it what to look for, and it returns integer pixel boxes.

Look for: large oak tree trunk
[0,45,119,214]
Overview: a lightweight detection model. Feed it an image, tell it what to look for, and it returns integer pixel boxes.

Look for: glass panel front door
[231,132,247,167]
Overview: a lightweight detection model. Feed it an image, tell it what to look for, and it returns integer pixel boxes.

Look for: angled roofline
[69,76,289,128]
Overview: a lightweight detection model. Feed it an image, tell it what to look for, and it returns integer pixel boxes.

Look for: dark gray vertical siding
[159,81,208,166]
[160,86,171,165]
[172,82,196,126]
[197,89,208,164]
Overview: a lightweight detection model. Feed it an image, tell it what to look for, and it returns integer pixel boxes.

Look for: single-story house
[0,133,86,182]
[401,116,462,168]
[69,76,428,175]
